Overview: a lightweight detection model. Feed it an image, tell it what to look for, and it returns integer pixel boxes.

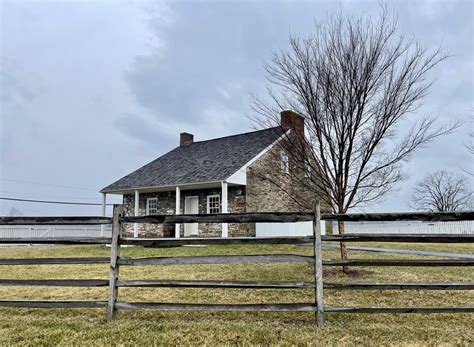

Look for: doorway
[184,196,199,236]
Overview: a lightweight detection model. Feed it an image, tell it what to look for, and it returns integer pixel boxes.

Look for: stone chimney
[280,110,304,133]
[180,132,194,146]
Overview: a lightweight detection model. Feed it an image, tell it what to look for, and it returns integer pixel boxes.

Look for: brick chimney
[280,110,304,133]
[180,132,194,146]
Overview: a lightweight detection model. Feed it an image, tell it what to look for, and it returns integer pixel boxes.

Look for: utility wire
[0,197,114,206]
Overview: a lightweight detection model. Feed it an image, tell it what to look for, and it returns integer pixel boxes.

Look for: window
[281,150,289,174]
[146,198,158,215]
[207,194,220,214]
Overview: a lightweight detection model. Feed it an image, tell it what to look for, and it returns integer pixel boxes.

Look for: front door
[184,196,199,236]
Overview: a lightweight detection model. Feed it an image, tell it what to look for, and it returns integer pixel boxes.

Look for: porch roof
[100,127,284,194]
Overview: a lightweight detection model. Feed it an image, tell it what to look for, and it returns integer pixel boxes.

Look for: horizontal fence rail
[323,234,474,243]
[324,282,474,290]
[115,302,317,312]
[322,259,474,266]
[0,208,473,326]
[111,280,474,290]
[111,303,474,314]
[121,212,314,224]
[0,279,109,287]
[323,211,474,222]
[0,237,111,244]
[0,257,110,265]
[1,234,471,246]
[324,306,474,313]
[0,216,112,225]
[121,211,474,224]
[122,236,313,246]
[0,300,108,308]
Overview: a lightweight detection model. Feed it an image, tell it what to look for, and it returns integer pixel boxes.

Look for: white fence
[256,220,473,237]
[256,221,326,237]
[0,225,112,238]
[332,220,474,234]
[1,220,471,239]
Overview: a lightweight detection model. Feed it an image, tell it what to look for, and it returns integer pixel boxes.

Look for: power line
[0,197,114,206]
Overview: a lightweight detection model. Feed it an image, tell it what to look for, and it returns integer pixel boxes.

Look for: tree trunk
[338,220,349,273]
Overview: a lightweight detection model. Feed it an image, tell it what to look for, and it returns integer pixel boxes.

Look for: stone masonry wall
[246,139,329,214]
[122,186,252,237]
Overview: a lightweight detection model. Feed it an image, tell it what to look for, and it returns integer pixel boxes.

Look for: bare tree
[252,6,459,265]
[8,207,23,217]
[411,170,473,211]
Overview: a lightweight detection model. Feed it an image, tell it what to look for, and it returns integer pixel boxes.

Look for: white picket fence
[256,220,473,237]
[332,220,474,235]
[256,221,326,237]
[0,225,112,238]
[1,220,471,240]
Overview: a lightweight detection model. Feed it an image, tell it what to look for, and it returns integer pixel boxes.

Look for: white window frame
[206,194,220,214]
[281,150,289,174]
[146,197,158,215]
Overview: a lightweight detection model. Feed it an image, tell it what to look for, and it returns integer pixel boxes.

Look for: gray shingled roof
[100,127,284,193]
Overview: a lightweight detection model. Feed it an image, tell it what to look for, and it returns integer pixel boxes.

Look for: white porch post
[134,190,139,238]
[175,186,181,238]
[221,181,228,238]
[102,193,107,216]
[101,193,106,237]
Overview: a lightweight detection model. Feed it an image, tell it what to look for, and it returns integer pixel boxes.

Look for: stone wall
[122,191,175,237]
[122,186,252,237]
[246,138,329,214]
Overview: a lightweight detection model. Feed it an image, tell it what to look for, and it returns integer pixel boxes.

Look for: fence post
[313,201,324,327]
[107,204,122,321]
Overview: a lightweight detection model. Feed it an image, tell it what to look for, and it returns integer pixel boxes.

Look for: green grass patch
[0,243,472,345]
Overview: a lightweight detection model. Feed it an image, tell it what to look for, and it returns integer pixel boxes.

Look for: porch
[101,181,247,238]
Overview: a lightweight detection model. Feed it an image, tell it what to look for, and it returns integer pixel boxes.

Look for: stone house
[100,111,326,237]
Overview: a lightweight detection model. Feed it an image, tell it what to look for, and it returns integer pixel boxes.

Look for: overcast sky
[1,0,473,216]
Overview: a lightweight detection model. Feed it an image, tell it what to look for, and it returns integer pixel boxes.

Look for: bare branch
[411,170,473,212]
[252,6,457,215]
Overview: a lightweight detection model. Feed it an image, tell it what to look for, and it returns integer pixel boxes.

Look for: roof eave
[100,180,227,195]
[225,129,290,185]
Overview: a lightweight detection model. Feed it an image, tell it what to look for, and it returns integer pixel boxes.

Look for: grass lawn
[0,242,472,345]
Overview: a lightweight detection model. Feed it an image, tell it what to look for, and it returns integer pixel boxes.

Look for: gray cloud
[126,0,473,211]
[114,112,174,148]
[0,0,472,215]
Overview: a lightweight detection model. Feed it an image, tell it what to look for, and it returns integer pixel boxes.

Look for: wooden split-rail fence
[0,204,473,326]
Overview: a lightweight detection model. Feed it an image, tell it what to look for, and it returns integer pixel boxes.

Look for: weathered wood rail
[0,216,112,225]
[0,207,473,326]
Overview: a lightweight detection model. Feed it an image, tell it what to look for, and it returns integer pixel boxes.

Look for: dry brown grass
[0,243,472,345]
